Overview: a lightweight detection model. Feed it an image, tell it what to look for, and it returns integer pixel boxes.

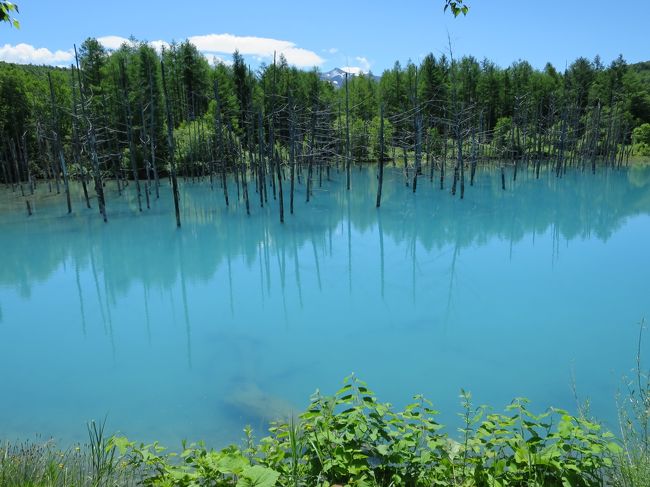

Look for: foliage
[444,0,469,17]
[492,117,512,153]
[369,114,394,161]
[4,371,648,486]
[109,375,620,486]
[0,1,18,28]
[111,438,280,487]
[632,124,650,156]
[350,118,370,162]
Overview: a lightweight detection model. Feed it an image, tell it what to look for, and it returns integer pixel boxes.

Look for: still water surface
[1,165,649,446]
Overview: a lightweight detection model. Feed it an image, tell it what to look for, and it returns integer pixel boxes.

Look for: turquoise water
[1,165,650,447]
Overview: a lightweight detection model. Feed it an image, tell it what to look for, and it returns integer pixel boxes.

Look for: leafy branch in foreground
[0,1,19,28]
[444,0,469,17]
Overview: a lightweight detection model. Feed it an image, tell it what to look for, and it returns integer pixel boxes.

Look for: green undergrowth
[3,366,650,487]
[112,376,622,487]
[0,420,139,486]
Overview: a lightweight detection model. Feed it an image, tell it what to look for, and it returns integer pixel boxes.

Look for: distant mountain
[320,67,380,88]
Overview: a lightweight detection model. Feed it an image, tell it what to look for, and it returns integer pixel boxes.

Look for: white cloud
[355,56,371,72]
[96,35,134,50]
[209,54,232,66]
[326,47,338,54]
[341,66,363,75]
[0,33,323,69]
[149,40,170,53]
[0,43,74,66]
[97,36,170,53]
[341,57,372,76]
[188,33,323,67]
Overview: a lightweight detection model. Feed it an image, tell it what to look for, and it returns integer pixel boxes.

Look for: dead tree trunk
[376,104,385,208]
[147,62,160,198]
[306,107,316,203]
[119,59,142,211]
[161,61,181,227]
[345,72,351,191]
[74,45,107,222]
[213,79,229,207]
[289,95,296,215]
[48,72,72,214]
[275,149,284,223]
[70,67,90,208]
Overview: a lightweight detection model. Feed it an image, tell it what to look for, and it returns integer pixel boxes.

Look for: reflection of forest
[1,165,650,298]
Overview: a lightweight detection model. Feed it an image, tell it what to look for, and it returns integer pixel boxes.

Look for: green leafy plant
[2,374,637,486]
[444,0,469,17]
[112,437,280,487]
[0,1,19,28]
[107,374,621,486]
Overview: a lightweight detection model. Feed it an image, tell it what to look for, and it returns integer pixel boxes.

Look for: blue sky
[1,0,648,73]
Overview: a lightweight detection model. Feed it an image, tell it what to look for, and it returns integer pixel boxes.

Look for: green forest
[1,37,649,196]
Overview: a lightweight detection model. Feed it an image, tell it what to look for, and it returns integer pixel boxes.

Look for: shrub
[114,375,620,486]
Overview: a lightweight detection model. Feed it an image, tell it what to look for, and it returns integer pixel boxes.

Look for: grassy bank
[2,368,649,487]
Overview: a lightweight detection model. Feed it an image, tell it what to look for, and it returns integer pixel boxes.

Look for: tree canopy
[0,34,647,192]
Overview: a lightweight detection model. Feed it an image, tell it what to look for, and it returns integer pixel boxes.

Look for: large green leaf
[236,465,280,487]
[216,453,249,475]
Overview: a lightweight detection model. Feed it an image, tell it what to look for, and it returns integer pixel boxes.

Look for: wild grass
[611,319,650,487]
[0,420,140,487]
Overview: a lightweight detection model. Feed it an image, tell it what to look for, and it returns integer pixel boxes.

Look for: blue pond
[1,164,649,447]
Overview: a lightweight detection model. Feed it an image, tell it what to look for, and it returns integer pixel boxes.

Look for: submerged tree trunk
[70,67,90,208]
[213,79,229,207]
[275,149,284,223]
[48,72,71,214]
[74,45,107,222]
[289,97,296,215]
[119,59,142,212]
[306,107,316,203]
[147,62,160,199]
[345,72,351,191]
[376,105,385,208]
[161,61,181,227]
